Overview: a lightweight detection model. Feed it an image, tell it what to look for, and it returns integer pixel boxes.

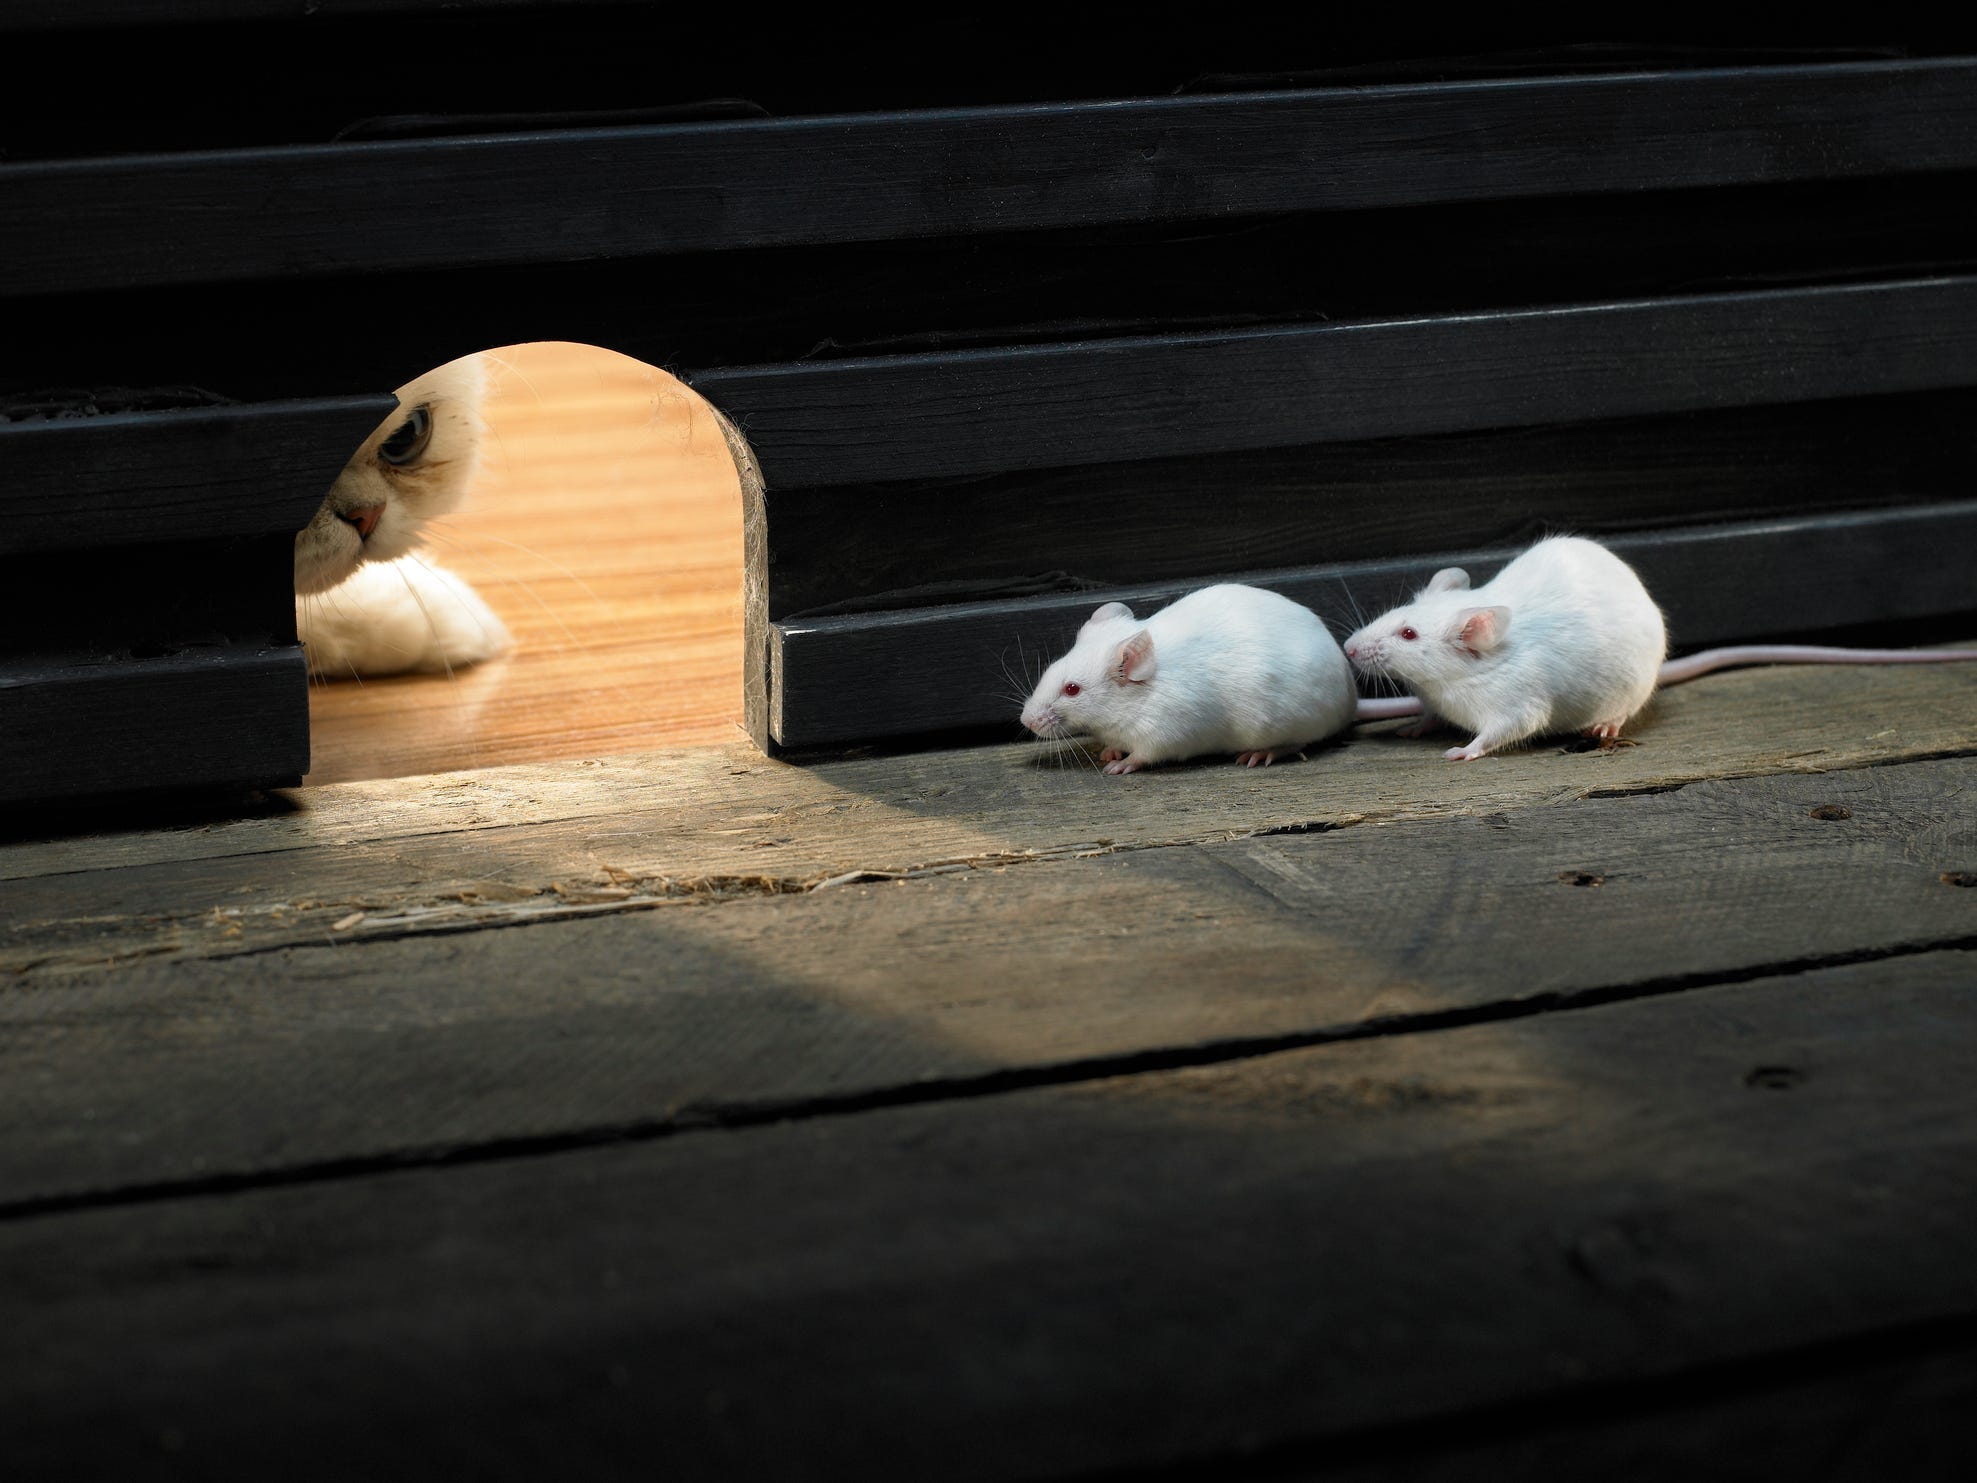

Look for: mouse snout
[1023,702,1061,737]
[1343,634,1386,674]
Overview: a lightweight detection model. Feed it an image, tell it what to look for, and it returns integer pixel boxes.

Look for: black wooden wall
[3,7,1974,799]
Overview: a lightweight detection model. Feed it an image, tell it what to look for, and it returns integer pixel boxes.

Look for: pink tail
[1353,696,1425,722]
[1657,644,1977,686]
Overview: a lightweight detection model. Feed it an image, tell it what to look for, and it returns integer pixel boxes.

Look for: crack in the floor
[4,936,1970,1224]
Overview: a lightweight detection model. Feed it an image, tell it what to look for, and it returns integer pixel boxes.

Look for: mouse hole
[301,343,746,785]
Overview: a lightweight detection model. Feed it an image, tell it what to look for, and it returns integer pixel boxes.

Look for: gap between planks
[3,758,1970,1216]
[6,954,1977,1481]
[5,655,1974,976]
[5,938,1969,1226]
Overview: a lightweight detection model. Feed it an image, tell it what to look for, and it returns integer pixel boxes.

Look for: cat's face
[294,354,487,596]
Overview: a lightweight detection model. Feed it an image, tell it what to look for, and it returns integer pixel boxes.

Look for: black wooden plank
[0,0,565,26]
[696,275,1977,491]
[3,954,1974,1478]
[0,396,394,553]
[760,391,1977,619]
[4,60,1976,296]
[762,501,1977,750]
[0,645,308,805]
[9,173,1977,404]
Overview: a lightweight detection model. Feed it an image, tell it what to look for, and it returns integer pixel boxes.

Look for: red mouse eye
[1062,682,1082,696]
[1399,626,1419,641]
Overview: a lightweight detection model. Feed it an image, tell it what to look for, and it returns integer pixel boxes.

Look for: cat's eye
[379,405,433,467]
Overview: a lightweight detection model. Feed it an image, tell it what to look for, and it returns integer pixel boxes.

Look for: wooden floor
[303,341,745,785]
[5,658,1976,1479]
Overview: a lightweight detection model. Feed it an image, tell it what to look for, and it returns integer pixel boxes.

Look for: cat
[294,354,512,678]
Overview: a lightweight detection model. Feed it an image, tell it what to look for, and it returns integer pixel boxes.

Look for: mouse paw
[1102,755,1147,775]
[1098,747,1127,764]
[1583,720,1624,740]
[1395,718,1442,739]
[1235,750,1277,768]
[1443,743,1492,762]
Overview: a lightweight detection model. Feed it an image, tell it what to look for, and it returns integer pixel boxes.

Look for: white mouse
[1341,536,1667,761]
[1342,535,1977,760]
[1020,584,1359,774]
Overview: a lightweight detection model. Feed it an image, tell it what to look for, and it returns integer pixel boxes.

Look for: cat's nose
[337,504,385,540]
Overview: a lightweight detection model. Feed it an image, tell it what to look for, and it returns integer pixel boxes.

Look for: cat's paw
[299,557,512,679]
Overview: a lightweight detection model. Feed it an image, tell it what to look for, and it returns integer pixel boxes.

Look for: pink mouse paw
[1103,755,1147,775]
[1098,747,1127,764]
[1583,720,1624,740]
[1235,750,1277,768]
[1443,743,1491,762]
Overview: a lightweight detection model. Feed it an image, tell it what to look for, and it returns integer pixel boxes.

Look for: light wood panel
[304,342,745,784]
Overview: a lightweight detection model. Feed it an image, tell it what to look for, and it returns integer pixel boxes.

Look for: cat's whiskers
[298,587,369,688]
[423,520,607,605]
[416,527,595,661]
[412,528,667,730]
[389,559,460,687]
[402,551,511,653]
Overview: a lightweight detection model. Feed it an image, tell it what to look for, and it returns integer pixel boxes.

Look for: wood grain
[1,760,1970,1210]
[5,955,1974,1479]
[9,655,1974,973]
[302,342,745,784]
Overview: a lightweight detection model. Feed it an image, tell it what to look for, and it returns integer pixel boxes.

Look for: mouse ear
[1113,629,1156,684]
[1085,600,1134,629]
[1423,567,1471,595]
[1455,605,1511,655]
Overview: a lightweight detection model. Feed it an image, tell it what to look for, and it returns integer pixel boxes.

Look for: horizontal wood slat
[758,391,1977,620]
[0,645,308,805]
[0,396,394,553]
[698,275,1977,491]
[4,60,1974,296]
[765,501,1977,749]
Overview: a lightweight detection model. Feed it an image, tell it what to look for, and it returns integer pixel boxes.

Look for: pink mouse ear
[1085,600,1134,630]
[1113,629,1156,684]
[1456,605,1511,654]
[1423,567,1471,595]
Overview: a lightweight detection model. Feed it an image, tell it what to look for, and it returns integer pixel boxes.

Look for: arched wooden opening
[302,344,746,784]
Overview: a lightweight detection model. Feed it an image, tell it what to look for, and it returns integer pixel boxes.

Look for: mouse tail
[1354,696,1426,722]
[1658,644,1977,687]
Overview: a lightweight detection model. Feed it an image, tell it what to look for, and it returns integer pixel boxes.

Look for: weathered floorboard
[3,955,1973,1479]
[3,657,1973,972]
[3,759,1968,1211]
[1305,1322,1977,1483]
